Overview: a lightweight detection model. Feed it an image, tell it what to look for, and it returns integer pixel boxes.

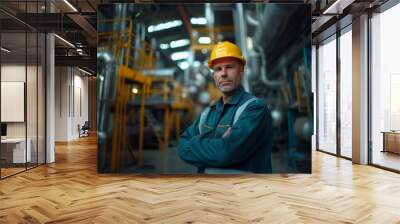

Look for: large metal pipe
[255,46,284,89]
[253,5,297,49]
[246,12,259,27]
[97,50,116,172]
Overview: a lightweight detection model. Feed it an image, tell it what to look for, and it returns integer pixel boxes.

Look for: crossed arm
[178,102,269,168]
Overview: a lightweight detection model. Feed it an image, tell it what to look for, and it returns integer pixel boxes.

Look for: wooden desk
[382,131,400,154]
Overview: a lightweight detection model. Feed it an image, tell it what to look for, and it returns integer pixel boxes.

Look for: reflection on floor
[373,150,400,171]
[0,163,42,178]
[120,146,294,174]
[0,167,25,178]
[122,148,198,174]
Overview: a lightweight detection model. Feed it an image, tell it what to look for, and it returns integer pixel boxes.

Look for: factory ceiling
[0,0,391,75]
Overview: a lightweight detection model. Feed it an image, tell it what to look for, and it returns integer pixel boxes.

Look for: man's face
[212,58,244,95]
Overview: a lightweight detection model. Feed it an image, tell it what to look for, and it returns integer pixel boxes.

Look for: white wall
[55,67,89,141]
[1,65,26,129]
[1,64,45,164]
[55,67,69,141]
[1,65,36,138]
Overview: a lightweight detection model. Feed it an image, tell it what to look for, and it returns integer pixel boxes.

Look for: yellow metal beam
[118,66,152,86]
[191,44,215,51]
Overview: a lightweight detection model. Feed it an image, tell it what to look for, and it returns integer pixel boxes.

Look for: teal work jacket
[178,86,272,173]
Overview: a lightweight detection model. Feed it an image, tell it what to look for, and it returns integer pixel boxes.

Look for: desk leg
[382,133,386,153]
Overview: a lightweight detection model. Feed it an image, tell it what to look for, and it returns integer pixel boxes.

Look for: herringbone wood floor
[1,136,400,223]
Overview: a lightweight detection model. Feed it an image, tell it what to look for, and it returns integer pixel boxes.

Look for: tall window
[317,36,337,154]
[339,28,352,158]
[371,3,400,171]
[312,45,317,151]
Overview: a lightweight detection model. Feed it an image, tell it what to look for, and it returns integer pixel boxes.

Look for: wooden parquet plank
[1,135,400,223]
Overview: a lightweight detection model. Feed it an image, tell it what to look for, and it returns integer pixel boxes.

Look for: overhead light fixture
[78,67,92,76]
[160,43,169,50]
[190,17,207,25]
[54,34,75,48]
[198,37,211,44]
[148,20,182,33]
[63,0,78,12]
[132,88,138,94]
[1,47,11,53]
[246,37,253,50]
[178,61,189,70]
[170,39,190,48]
[171,51,189,61]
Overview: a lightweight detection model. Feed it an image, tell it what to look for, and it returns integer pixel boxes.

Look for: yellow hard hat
[208,41,246,68]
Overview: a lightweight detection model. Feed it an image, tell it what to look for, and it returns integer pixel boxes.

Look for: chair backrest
[82,121,90,129]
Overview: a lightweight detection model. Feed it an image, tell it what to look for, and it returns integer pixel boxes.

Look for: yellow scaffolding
[98,18,152,171]
[99,18,194,171]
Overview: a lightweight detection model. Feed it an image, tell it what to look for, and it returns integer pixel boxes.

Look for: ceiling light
[54,34,75,48]
[170,39,190,48]
[171,51,189,61]
[160,43,169,50]
[76,48,83,52]
[148,20,182,33]
[246,37,253,50]
[198,37,211,44]
[178,61,189,70]
[132,88,138,94]
[63,0,78,12]
[1,47,11,53]
[190,17,207,25]
[78,67,92,76]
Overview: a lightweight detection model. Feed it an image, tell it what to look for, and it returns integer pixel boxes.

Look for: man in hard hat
[178,41,272,173]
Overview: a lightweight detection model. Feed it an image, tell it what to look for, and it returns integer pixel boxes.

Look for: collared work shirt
[178,86,272,173]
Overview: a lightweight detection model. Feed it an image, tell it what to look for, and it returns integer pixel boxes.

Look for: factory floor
[1,136,400,223]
